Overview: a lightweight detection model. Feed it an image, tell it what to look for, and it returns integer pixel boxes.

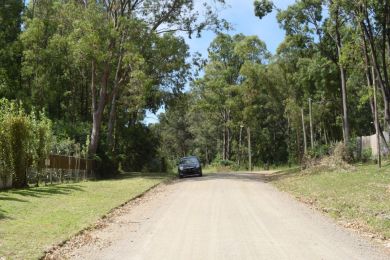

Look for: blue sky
[144,0,295,124]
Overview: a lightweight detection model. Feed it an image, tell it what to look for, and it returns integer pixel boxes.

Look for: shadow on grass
[106,172,170,181]
[0,196,28,202]
[4,184,85,198]
[0,207,8,220]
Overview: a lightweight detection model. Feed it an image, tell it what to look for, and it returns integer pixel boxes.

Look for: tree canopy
[1,0,390,176]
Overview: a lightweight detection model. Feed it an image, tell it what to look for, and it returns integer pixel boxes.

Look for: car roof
[180,156,198,159]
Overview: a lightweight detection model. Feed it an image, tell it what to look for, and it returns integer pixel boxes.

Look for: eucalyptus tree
[254,0,351,144]
[0,0,24,99]
[339,0,390,132]
[190,34,276,163]
[194,34,245,160]
[157,93,194,160]
[21,0,228,162]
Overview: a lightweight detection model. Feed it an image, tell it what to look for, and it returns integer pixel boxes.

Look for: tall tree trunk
[301,108,307,154]
[361,26,390,150]
[309,98,314,149]
[107,86,118,150]
[222,125,226,160]
[89,62,109,156]
[372,67,382,167]
[107,44,125,149]
[205,146,209,165]
[222,109,228,160]
[330,1,349,143]
[247,126,251,171]
[339,63,349,143]
[226,110,231,160]
[238,125,243,166]
[361,16,390,127]
[335,27,349,143]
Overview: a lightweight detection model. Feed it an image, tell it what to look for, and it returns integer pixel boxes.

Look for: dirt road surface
[51,172,389,260]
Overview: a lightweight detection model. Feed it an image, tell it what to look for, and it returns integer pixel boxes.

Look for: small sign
[45,159,50,167]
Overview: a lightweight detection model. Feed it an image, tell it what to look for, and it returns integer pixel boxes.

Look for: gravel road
[52,172,389,260]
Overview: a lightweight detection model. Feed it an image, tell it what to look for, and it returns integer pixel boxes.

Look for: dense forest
[1,0,390,183]
[158,0,390,169]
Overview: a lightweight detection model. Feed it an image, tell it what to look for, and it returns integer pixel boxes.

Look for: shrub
[0,125,12,186]
[31,112,53,185]
[333,142,353,163]
[7,114,31,188]
[361,147,372,162]
[309,144,331,158]
[211,157,239,171]
[0,98,54,188]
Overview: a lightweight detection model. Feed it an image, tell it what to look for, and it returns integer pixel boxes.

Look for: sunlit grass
[273,163,390,239]
[0,173,168,259]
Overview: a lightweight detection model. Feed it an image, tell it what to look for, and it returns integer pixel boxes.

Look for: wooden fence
[0,154,96,189]
[47,154,95,171]
[358,131,390,157]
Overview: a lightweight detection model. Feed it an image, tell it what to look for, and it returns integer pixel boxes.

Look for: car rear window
[180,157,198,164]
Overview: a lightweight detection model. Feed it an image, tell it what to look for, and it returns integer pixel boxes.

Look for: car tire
[179,175,183,179]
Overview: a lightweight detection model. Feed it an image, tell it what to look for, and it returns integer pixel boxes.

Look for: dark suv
[178,156,202,178]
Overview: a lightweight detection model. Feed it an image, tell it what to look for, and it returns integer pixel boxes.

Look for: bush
[142,157,166,173]
[301,142,355,173]
[308,144,331,158]
[0,124,12,186]
[7,114,31,188]
[333,142,353,163]
[0,98,54,188]
[31,112,53,185]
[211,157,239,171]
[361,147,372,162]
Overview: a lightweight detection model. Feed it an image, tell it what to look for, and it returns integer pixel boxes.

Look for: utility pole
[247,126,252,171]
[372,67,381,168]
[301,108,307,154]
[309,98,314,149]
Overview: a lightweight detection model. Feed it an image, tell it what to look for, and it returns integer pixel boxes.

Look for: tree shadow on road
[181,169,300,183]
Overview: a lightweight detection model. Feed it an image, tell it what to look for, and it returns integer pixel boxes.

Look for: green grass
[202,165,221,173]
[0,172,169,259]
[273,163,390,239]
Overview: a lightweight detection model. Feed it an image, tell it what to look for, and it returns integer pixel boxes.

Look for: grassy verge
[272,163,390,240]
[0,172,169,259]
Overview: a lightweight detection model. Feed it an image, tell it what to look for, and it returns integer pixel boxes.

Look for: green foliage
[361,148,372,163]
[0,99,53,188]
[308,144,331,159]
[159,33,288,166]
[14,0,227,174]
[0,0,23,99]
[332,142,353,164]
[0,118,13,186]
[4,111,31,188]
[254,0,274,19]
[211,156,240,171]
[1,0,388,175]
[117,124,162,173]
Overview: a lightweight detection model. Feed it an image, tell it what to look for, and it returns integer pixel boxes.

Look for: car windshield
[180,157,198,165]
